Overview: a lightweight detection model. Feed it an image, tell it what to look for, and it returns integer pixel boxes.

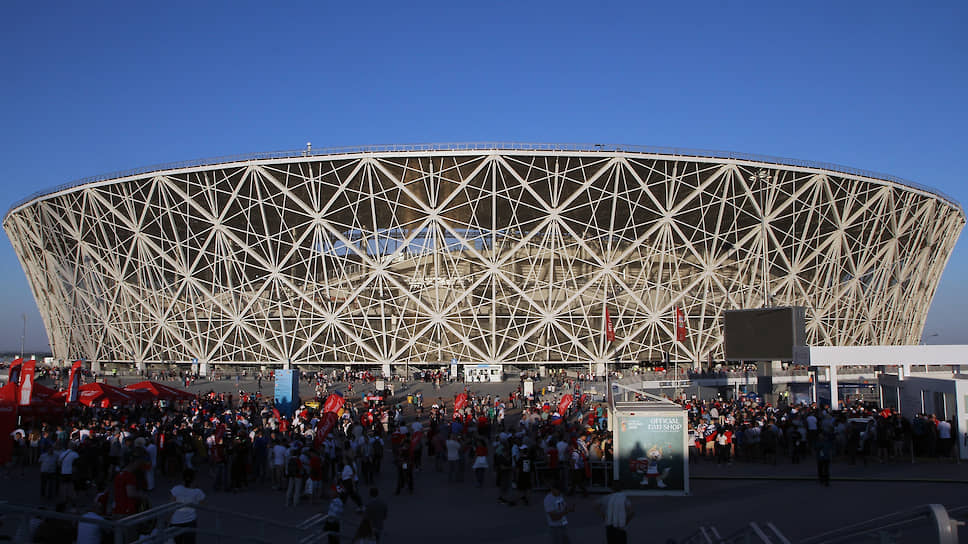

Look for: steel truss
[4,149,964,367]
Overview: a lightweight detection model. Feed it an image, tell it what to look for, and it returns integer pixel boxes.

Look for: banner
[0,402,17,465]
[454,393,468,412]
[7,358,22,386]
[323,392,345,414]
[273,369,300,417]
[67,360,83,403]
[605,307,616,342]
[558,394,573,415]
[19,360,36,406]
[613,409,689,495]
[675,307,687,342]
[315,412,339,445]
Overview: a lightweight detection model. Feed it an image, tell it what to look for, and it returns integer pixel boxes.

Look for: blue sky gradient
[1,1,965,352]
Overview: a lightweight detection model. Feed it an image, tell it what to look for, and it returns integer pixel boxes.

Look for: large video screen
[723,306,805,361]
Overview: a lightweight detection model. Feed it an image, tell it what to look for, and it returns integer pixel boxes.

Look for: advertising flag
[605,307,616,342]
[323,392,345,414]
[558,394,573,415]
[315,411,339,443]
[18,360,36,406]
[67,360,83,403]
[454,393,468,412]
[675,307,687,342]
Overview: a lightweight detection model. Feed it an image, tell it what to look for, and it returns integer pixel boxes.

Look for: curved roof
[6,142,963,220]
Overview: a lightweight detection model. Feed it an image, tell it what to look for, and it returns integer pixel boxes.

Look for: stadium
[3,144,964,371]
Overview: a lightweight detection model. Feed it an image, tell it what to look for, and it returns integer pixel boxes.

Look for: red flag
[316,412,339,443]
[67,360,83,404]
[18,360,36,407]
[454,393,468,412]
[323,393,345,414]
[558,394,573,415]
[676,307,687,342]
[605,307,616,342]
[7,358,22,387]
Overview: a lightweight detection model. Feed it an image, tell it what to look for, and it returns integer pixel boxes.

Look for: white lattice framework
[4,145,964,368]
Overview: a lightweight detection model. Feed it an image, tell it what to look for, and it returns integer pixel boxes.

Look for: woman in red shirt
[472,439,488,488]
[114,456,146,516]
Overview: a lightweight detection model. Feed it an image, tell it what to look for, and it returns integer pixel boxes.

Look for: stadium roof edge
[4,142,964,221]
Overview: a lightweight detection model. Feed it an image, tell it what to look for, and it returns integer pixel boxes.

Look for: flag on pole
[7,358,22,388]
[676,307,687,342]
[67,360,83,404]
[605,307,616,342]
[18,360,36,407]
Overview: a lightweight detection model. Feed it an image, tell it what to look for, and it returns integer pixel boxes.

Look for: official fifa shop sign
[613,408,689,496]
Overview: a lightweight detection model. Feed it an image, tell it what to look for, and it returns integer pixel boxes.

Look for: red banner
[315,412,339,445]
[323,393,345,414]
[67,360,83,404]
[7,358,22,387]
[0,402,17,465]
[454,393,468,412]
[676,307,687,342]
[18,360,36,406]
[558,394,573,415]
[605,307,616,342]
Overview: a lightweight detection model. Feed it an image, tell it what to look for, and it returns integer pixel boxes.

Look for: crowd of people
[1,366,961,544]
[2,370,623,543]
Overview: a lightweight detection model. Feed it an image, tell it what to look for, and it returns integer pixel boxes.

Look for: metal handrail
[6,142,961,219]
[0,498,329,544]
[800,503,962,544]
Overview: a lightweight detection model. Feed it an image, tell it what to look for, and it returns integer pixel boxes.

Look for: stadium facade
[4,144,964,370]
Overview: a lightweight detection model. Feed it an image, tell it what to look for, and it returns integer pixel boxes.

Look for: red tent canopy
[0,383,65,419]
[31,383,57,400]
[73,383,142,407]
[124,381,194,401]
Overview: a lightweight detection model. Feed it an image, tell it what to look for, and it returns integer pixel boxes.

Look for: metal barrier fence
[0,500,332,543]
[680,503,966,544]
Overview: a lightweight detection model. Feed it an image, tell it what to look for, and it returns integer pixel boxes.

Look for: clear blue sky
[1,1,965,353]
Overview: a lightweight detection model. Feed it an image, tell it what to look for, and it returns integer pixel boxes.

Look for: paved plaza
[3,375,968,542]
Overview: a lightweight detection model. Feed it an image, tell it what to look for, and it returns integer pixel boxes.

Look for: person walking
[597,480,633,544]
[170,469,206,544]
[817,431,834,487]
[472,439,489,488]
[544,481,574,544]
[363,487,388,542]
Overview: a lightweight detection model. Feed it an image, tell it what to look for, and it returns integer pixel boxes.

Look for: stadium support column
[829,366,840,410]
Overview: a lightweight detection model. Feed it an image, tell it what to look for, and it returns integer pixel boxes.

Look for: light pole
[749,170,772,308]
[20,313,26,359]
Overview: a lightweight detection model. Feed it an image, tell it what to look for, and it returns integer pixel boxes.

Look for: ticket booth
[463,364,503,383]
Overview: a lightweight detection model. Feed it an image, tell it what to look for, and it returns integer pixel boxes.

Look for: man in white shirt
[271,440,288,490]
[938,418,953,457]
[58,443,80,504]
[445,435,461,482]
[543,481,573,544]
[145,440,158,491]
[170,469,206,544]
[597,480,633,544]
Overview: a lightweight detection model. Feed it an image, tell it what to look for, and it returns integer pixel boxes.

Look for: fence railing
[7,142,960,219]
[0,500,332,544]
[799,503,963,544]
